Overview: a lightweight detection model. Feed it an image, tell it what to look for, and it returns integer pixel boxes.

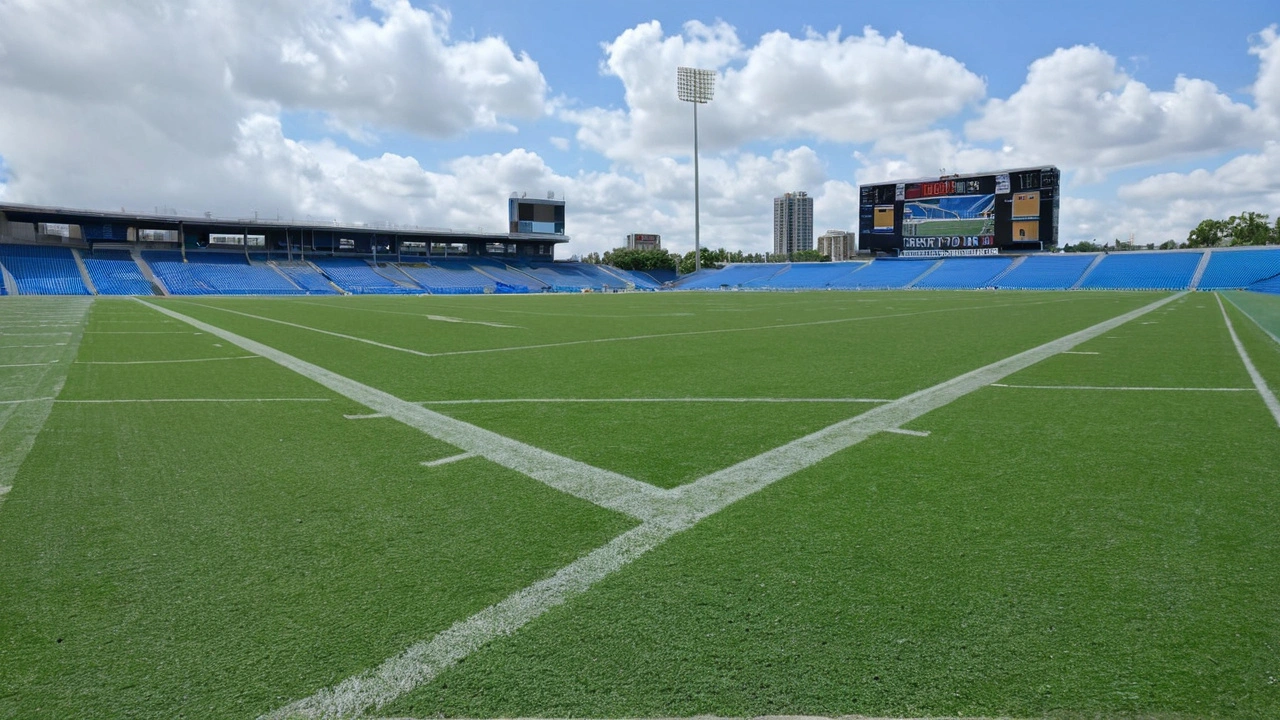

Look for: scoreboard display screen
[858,166,1059,255]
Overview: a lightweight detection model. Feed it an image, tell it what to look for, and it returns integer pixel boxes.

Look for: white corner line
[421,452,476,467]
[885,427,931,437]
[262,292,1187,720]
[1216,293,1280,427]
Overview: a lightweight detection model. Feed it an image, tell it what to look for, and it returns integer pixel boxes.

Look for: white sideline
[136,299,672,523]
[74,355,258,365]
[418,397,892,405]
[176,296,1076,362]
[261,292,1185,720]
[1216,293,1280,427]
[991,383,1253,392]
[55,397,331,404]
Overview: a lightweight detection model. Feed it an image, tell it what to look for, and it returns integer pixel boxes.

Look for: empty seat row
[0,245,90,295]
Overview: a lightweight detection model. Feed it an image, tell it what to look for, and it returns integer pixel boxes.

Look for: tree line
[1064,211,1279,252]
[580,247,829,274]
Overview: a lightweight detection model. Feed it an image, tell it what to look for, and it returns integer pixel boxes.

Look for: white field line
[0,343,68,349]
[82,331,202,335]
[421,452,476,467]
[263,292,1185,720]
[55,398,331,404]
[137,299,671,522]
[1223,293,1280,348]
[345,413,386,419]
[0,397,57,405]
[417,397,892,406]
[176,296,1077,362]
[290,300,521,328]
[0,361,59,368]
[74,355,258,365]
[885,427,931,437]
[991,383,1252,392]
[0,331,73,336]
[0,298,93,513]
[1062,351,1100,355]
[1216,293,1280,427]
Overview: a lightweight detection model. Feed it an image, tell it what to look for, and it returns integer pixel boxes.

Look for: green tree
[678,247,723,274]
[1186,218,1227,247]
[1158,239,1178,250]
[791,249,828,262]
[603,247,677,272]
[1225,212,1272,246]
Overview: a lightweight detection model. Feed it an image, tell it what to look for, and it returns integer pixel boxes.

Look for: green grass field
[1,290,1278,719]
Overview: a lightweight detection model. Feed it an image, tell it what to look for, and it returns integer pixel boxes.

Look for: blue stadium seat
[311,258,421,294]
[826,259,933,289]
[143,251,307,295]
[677,264,786,289]
[274,262,339,294]
[84,249,153,295]
[0,245,91,295]
[1196,249,1280,289]
[399,262,495,294]
[995,254,1095,289]
[914,257,1013,289]
[1079,252,1203,290]
[1248,274,1280,295]
[757,263,868,289]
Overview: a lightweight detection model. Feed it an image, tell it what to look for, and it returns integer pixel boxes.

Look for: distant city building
[626,233,661,250]
[817,229,857,261]
[773,191,813,256]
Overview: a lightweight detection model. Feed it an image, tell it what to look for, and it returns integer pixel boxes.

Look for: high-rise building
[817,229,857,261]
[773,191,813,256]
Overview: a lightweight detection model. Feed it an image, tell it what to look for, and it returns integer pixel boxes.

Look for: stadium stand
[469,258,546,292]
[761,262,869,290]
[826,259,932,290]
[677,264,785,289]
[0,244,91,295]
[84,249,154,295]
[1078,252,1204,290]
[274,261,339,295]
[311,258,421,294]
[144,251,306,295]
[399,262,495,294]
[613,269,663,290]
[521,262,632,292]
[995,254,1095,289]
[1196,249,1280,290]
[913,257,1014,289]
[1249,275,1280,294]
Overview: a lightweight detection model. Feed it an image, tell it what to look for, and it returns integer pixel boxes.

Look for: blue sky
[0,0,1277,255]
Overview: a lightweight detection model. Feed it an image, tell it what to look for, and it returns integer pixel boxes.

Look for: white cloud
[1250,25,1280,126]
[565,21,984,161]
[966,44,1262,176]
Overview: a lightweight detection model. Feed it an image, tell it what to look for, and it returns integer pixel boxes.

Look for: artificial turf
[0,290,1277,719]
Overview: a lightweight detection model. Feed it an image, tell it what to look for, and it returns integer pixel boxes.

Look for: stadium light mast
[677,67,715,273]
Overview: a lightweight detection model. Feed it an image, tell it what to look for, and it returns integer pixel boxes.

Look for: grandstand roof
[0,201,568,244]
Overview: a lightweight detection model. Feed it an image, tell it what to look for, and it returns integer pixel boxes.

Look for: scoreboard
[858,166,1059,256]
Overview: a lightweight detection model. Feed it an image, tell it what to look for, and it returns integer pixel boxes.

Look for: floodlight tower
[677,67,715,273]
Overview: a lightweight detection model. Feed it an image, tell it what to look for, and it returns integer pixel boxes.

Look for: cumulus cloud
[565,21,985,161]
[966,43,1262,177]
